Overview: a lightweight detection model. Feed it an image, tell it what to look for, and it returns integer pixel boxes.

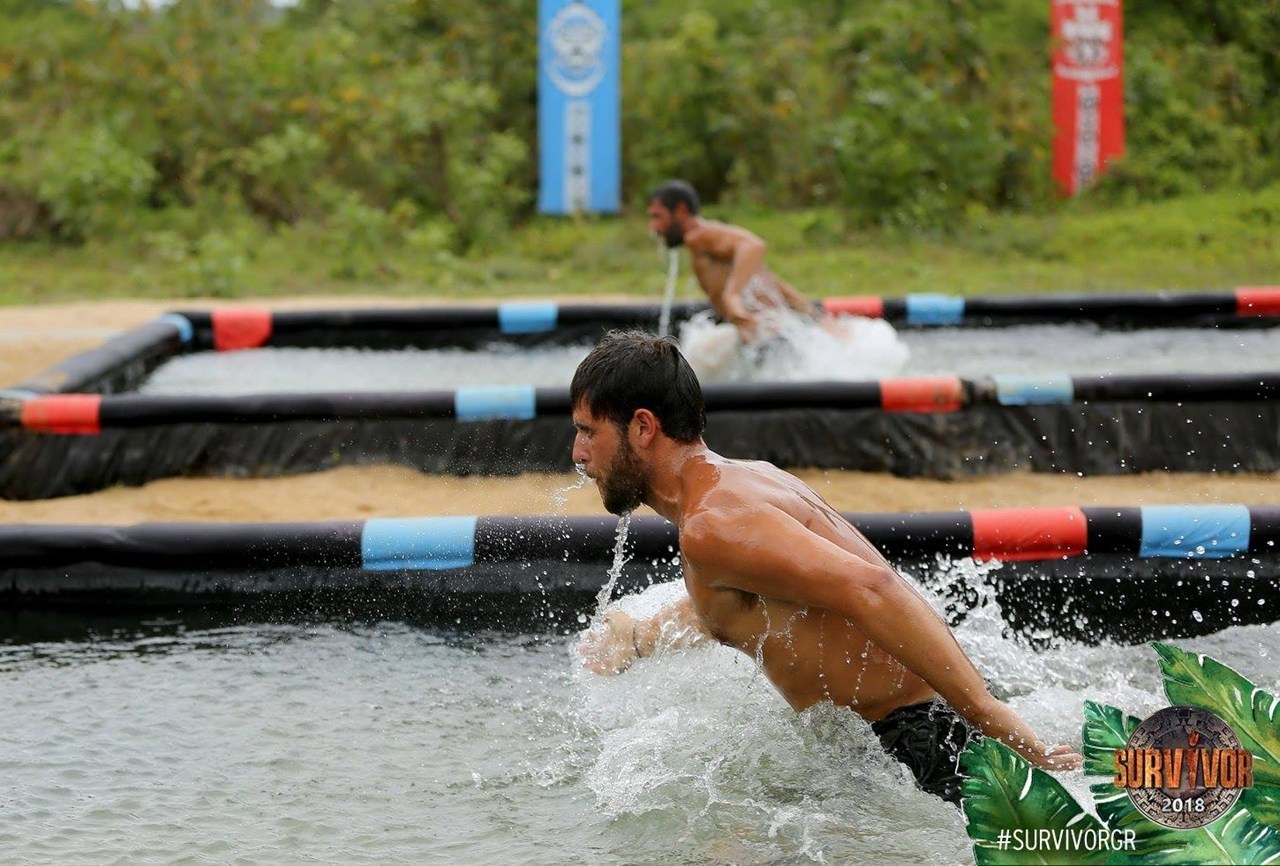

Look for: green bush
[825,74,1003,228]
[0,0,1275,254]
[15,125,156,241]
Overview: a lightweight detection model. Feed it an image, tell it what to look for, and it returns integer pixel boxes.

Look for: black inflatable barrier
[3,506,1279,645]
[4,292,1280,499]
[3,316,188,397]
[156,287,1279,351]
[5,380,1280,499]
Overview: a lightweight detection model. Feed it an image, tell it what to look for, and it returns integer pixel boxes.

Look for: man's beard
[598,438,649,515]
[663,222,684,247]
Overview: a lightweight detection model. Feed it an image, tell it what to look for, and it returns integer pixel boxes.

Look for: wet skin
[573,404,1083,771]
[681,458,938,719]
[646,201,816,337]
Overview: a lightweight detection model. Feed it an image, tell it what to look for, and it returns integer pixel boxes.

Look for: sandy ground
[2,297,1278,524]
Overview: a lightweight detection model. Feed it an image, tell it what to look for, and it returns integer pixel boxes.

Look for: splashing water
[590,512,633,626]
[657,249,680,338]
[568,553,1280,863]
[678,276,910,382]
[551,463,592,510]
[5,558,1278,863]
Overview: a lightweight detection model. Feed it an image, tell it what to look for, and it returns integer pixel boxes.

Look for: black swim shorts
[871,698,981,806]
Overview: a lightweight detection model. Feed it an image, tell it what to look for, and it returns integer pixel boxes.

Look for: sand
[2,297,1277,525]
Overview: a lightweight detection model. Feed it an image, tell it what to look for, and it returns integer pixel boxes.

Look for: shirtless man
[573,331,1082,804]
[647,180,822,341]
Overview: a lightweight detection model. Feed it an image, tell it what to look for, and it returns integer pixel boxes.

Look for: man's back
[676,455,938,721]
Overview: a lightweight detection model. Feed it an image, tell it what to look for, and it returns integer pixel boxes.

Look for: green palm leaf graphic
[1091,779,1280,865]
[960,736,1108,865]
[1154,642,1280,828]
[1083,700,1143,777]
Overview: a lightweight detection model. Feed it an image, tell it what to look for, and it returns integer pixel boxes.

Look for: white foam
[679,311,910,383]
[569,559,1280,859]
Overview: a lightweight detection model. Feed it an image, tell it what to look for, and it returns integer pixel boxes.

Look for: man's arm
[721,233,766,339]
[681,508,1082,771]
[693,223,768,338]
[577,594,713,675]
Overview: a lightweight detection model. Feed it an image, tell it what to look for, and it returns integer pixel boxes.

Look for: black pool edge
[5,287,1280,398]
[4,507,1280,646]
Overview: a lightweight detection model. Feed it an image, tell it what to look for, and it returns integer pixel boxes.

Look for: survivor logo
[1114,705,1255,829]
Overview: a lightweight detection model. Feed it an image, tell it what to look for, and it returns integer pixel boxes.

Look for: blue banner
[537,0,620,214]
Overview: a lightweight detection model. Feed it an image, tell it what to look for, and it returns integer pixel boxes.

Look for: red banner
[1051,0,1125,196]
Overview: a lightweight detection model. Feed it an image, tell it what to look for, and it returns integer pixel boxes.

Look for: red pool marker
[972,507,1087,562]
[822,296,885,319]
[1236,287,1280,317]
[212,307,273,351]
[20,394,102,435]
[879,377,964,413]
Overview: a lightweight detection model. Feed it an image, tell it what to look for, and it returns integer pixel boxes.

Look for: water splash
[591,512,633,626]
[551,463,592,511]
[567,555,1280,862]
[657,249,680,338]
[678,298,909,384]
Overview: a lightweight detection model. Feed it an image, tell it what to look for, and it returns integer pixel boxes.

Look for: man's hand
[1004,739,1082,772]
[1027,742,1084,772]
[577,609,639,675]
[728,310,759,343]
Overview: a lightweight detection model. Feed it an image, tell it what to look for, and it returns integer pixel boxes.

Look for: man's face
[647,200,684,248]
[572,405,649,515]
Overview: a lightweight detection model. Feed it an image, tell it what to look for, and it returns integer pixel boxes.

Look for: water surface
[3,570,1277,864]
[139,320,1280,396]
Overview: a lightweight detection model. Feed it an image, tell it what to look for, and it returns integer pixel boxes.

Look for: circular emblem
[1122,706,1248,829]
[544,4,608,98]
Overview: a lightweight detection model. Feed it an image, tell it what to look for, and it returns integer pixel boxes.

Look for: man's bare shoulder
[679,460,799,557]
[684,218,763,253]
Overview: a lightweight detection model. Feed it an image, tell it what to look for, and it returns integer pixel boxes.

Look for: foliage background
[0,0,1277,301]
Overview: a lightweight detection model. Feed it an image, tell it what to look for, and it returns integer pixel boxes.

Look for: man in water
[573,331,1082,804]
[647,180,822,342]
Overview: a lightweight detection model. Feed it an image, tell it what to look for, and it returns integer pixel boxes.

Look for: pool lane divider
[904,294,966,326]
[3,316,192,397]
[147,286,1280,352]
[5,287,1278,398]
[11,370,1280,433]
[4,506,1280,574]
[211,307,272,351]
[498,301,559,334]
[174,302,710,351]
[1237,286,1280,316]
[362,516,478,570]
[992,374,1075,406]
[821,286,1280,326]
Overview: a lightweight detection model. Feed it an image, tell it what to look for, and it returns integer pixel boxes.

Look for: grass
[0,184,1277,307]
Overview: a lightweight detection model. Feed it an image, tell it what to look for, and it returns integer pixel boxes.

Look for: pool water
[138,318,1280,396]
[3,568,1277,864]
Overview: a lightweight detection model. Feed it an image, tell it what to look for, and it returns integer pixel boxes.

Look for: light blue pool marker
[498,302,559,334]
[905,294,965,326]
[156,313,194,344]
[455,386,538,422]
[993,374,1075,406]
[1139,505,1250,559]
[362,516,477,571]
[0,388,38,401]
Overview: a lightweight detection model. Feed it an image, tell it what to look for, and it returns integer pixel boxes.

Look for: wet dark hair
[647,179,700,215]
[570,330,706,443]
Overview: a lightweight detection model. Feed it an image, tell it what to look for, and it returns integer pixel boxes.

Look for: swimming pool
[3,290,1280,499]
[3,583,1277,863]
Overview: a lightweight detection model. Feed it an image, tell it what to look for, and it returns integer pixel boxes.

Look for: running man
[573,331,1082,804]
[647,180,822,342]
